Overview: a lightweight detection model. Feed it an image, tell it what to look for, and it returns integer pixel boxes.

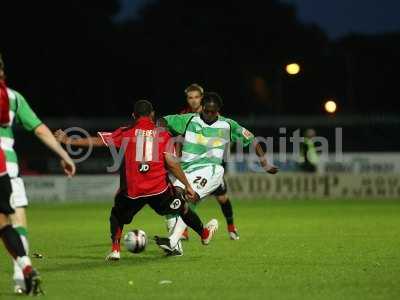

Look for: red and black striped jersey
[98,117,173,199]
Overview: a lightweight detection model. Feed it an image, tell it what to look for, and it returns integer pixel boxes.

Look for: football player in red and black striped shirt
[56,100,218,259]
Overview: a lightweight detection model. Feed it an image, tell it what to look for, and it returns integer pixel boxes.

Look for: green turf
[1,199,400,300]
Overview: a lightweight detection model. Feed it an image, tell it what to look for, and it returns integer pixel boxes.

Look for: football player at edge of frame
[160,91,278,256]
[0,52,76,294]
[54,100,219,259]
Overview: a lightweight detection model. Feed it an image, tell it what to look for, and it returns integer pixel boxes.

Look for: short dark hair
[134,100,154,117]
[202,92,223,109]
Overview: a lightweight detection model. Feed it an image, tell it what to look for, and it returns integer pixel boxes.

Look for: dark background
[1,0,400,117]
[1,0,400,174]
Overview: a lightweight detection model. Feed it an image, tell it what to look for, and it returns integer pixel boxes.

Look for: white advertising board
[23,173,400,202]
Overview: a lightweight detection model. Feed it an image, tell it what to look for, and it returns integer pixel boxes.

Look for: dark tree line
[1,0,399,117]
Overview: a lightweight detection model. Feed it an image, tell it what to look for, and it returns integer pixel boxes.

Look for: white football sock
[166,217,177,234]
[12,227,29,287]
[168,216,187,248]
[16,256,32,271]
[19,234,29,255]
[13,260,25,288]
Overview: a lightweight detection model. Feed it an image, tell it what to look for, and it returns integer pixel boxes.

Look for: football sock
[168,216,187,248]
[219,199,234,226]
[110,211,123,252]
[166,215,179,233]
[111,227,122,252]
[17,256,33,276]
[14,226,29,253]
[13,226,29,287]
[14,225,29,255]
[180,208,204,237]
[0,225,32,272]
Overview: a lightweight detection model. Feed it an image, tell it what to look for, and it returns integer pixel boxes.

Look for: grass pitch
[1,199,400,299]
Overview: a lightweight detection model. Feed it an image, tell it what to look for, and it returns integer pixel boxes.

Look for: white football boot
[154,236,183,257]
[14,285,25,295]
[228,225,240,240]
[105,250,120,261]
[201,219,219,245]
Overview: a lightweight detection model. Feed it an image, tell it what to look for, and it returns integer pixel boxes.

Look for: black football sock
[110,208,124,251]
[180,208,204,237]
[0,225,27,258]
[220,199,234,226]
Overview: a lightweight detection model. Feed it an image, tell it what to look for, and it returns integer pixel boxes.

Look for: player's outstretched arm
[164,153,197,201]
[254,142,279,174]
[227,117,278,174]
[54,129,105,147]
[34,124,76,177]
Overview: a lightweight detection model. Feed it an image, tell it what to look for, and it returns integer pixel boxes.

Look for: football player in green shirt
[178,84,240,241]
[0,53,76,294]
[156,92,278,255]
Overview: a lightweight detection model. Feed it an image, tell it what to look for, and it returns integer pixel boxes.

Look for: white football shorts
[169,165,224,200]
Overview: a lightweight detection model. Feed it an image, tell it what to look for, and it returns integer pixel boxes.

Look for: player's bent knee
[10,207,27,227]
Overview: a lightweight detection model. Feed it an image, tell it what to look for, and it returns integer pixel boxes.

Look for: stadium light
[285,63,301,75]
[324,100,337,114]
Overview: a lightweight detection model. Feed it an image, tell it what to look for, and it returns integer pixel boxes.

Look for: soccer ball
[123,229,147,253]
